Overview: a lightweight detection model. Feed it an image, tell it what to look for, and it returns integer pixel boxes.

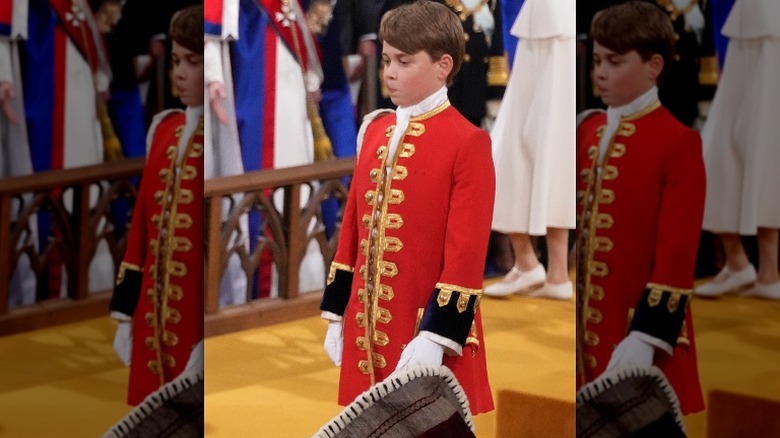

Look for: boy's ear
[647,53,664,81]
[437,54,454,81]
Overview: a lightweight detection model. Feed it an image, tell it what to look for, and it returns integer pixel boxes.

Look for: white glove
[395,336,444,372]
[185,340,204,373]
[324,321,343,367]
[113,321,133,366]
[607,331,655,370]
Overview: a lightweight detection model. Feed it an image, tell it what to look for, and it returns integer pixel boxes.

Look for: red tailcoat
[575,102,705,414]
[115,111,204,405]
[322,102,496,414]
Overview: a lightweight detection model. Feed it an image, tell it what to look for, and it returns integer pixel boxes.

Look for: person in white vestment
[1,0,36,307]
[485,0,575,299]
[694,0,780,300]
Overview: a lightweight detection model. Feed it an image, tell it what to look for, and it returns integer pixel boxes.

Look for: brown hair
[591,1,675,79]
[379,0,464,86]
[169,5,204,54]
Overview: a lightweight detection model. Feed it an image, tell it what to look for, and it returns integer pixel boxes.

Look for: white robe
[701,0,780,234]
[490,0,576,235]
[1,0,36,307]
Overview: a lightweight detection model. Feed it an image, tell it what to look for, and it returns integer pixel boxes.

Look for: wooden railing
[0,157,354,336]
[0,159,144,335]
[204,158,355,336]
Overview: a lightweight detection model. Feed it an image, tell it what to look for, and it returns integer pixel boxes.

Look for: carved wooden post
[283,184,302,299]
[0,194,11,314]
[71,183,91,300]
[206,196,221,314]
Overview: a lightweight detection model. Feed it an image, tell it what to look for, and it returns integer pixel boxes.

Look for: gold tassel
[699,55,719,86]
[487,56,509,87]
[308,99,334,161]
[98,101,124,162]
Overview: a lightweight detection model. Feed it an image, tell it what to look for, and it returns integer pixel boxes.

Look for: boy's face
[381,41,452,107]
[592,41,662,107]
[172,41,204,107]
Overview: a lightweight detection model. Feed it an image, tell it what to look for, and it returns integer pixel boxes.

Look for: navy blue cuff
[320,268,353,316]
[109,268,142,316]
[420,287,479,347]
[629,284,691,347]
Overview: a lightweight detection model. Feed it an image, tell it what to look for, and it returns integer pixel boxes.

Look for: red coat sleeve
[320,148,361,316]
[630,129,705,346]
[422,128,496,346]
[109,153,152,316]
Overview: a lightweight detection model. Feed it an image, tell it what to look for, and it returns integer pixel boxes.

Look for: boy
[576,1,705,415]
[109,5,204,406]
[320,0,495,414]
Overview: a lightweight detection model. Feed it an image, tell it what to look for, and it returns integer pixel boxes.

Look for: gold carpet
[1,284,779,436]
[203,291,576,438]
[684,295,780,437]
[0,317,131,437]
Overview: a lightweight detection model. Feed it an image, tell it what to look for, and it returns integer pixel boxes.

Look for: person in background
[484,0,575,300]
[575,1,706,416]
[109,5,205,406]
[694,0,780,301]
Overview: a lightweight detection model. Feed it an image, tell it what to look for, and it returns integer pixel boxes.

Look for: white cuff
[419,330,462,356]
[320,311,343,322]
[631,330,673,356]
[204,38,225,86]
[0,39,13,83]
[305,70,322,93]
[111,311,132,322]
[95,70,110,93]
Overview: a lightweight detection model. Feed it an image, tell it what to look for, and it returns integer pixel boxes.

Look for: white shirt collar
[598,87,658,162]
[177,106,204,161]
[606,86,658,122]
[387,86,448,165]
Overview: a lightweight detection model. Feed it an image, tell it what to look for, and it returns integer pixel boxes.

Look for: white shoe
[526,281,573,300]
[694,265,756,297]
[739,282,780,300]
[484,265,546,297]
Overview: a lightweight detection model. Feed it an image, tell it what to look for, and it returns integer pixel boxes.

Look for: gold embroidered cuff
[435,283,483,314]
[629,282,692,347]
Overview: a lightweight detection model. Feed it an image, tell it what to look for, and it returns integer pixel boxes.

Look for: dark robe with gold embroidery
[110,110,204,405]
[321,102,495,414]
[575,102,705,414]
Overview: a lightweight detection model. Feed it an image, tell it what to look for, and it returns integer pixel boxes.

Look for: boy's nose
[383,65,395,80]
[593,65,606,80]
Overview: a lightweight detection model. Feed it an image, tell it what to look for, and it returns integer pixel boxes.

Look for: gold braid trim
[465,322,480,356]
[326,262,354,285]
[409,101,451,122]
[116,262,142,285]
[645,282,693,313]
[621,100,661,122]
[435,283,483,313]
